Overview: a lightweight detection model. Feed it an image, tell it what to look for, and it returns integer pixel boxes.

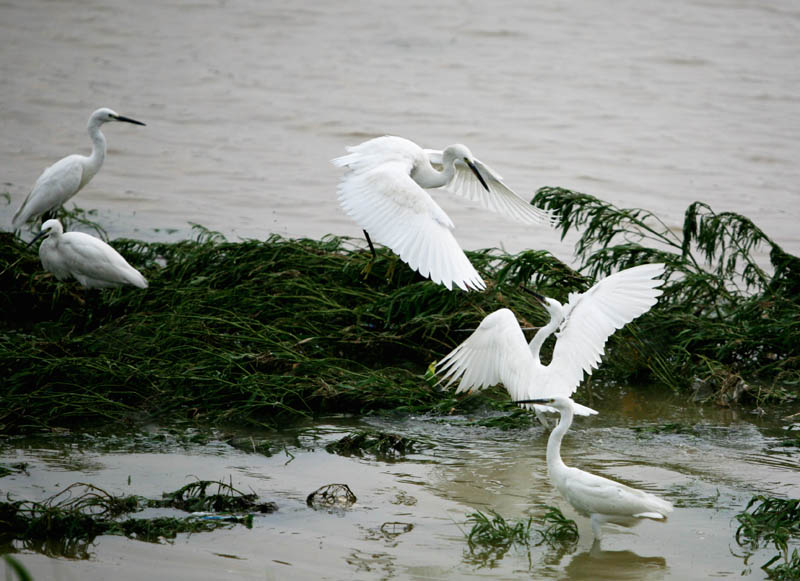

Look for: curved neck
[411,155,455,189]
[546,405,573,472]
[85,120,107,177]
[528,314,562,363]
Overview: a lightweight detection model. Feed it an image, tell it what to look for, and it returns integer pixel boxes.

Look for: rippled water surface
[2,392,799,580]
[1,0,798,261]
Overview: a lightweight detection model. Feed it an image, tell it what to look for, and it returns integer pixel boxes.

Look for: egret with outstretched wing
[332,135,555,291]
[436,263,666,415]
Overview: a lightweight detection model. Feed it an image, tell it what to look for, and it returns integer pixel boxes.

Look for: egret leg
[363,230,377,259]
[590,514,605,541]
[360,230,378,279]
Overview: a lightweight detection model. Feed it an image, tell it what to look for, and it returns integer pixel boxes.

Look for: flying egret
[514,395,673,540]
[12,108,146,230]
[332,135,556,291]
[28,219,148,289]
[436,263,666,416]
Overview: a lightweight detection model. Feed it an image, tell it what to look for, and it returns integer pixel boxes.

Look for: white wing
[12,155,85,229]
[60,232,148,288]
[436,308,535,400]
[548,263,666,390]
[425,149,556,226]
[336,160,485,291]
[437,309,598,415]
[560,466,673,518]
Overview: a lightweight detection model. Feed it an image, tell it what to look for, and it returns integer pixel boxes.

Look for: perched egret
[436,263,666,416]
[514,395,673,540]
[12,108,146,230]
[332,135,556,291]
[29,219,148,289]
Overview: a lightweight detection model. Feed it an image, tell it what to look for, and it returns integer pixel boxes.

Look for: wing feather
[550,263,666,390]
[60,232,148,288]
[336,161,484,291]
[13,156,84,229]
[561,468,673,518]
[437,308,537,403]
[425,149,557,226]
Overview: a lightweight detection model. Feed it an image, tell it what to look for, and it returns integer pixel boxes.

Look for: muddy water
[2,391,798,580]
[1,0,799,262]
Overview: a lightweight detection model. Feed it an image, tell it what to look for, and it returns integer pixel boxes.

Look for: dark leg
[363,230,376,259]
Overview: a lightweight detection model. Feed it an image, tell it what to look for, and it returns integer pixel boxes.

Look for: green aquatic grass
[464,506,579,566]
[735,495,800,579]
[2,190,798,433]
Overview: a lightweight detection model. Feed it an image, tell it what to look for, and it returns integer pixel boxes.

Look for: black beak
[521,286,547,305]
[513,398,550,405]
[112,114,146,126]
[465,159,489,192]
[27,230,49,248]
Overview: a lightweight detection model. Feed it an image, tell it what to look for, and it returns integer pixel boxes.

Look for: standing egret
[436,263,666,416]
[332,135,556,291]
[514,395,673,540]
[12,108,146,230]
[29,219,148,289]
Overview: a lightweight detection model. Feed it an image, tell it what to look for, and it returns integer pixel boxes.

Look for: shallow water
[1,0,799,262]
[2,391,798,580]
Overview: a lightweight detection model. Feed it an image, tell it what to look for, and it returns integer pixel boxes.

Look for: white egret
[436,263,666,416]
[514,395,673,540]
[28,219,148,289]
[12,108,146,230]
[332,135,556,291]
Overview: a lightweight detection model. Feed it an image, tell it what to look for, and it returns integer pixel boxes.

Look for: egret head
[90,108,146,127]
[443,143,489,192]
[27,219,64,247]
[525,289,565,322]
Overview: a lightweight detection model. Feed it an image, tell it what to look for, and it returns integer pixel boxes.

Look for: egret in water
[436,263,666,417]
[514,395,673,540]
[28,219,148,289]
[332,136,556,291]
[12,108,146,230]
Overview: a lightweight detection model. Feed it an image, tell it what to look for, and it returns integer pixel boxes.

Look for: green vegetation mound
[1,189,797,433]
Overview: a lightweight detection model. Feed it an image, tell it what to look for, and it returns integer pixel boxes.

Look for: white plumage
[436,263,666,415]
[332,135,556,291]
[12,108,145,230]
[518,395,673,540]
[30,219,148,289]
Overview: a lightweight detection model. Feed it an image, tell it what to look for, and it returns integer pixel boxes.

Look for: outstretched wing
[436,308,535,401]
[13,155,84,229]
[549,263,666,390]
[425,149,556,226]
[335,160,485,291]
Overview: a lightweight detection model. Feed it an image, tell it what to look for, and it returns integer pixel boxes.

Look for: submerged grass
[2,190,798,433]
[0,479,272,558]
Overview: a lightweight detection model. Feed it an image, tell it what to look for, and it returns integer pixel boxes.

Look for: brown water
[2,391,799,580]
[1,0,799,263]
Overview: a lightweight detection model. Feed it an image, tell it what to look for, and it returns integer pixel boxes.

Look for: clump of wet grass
[325,430,417,459]
[0,462,28,478]
[152,479,277,513]
[464,506,578,565]
[2,191,797,434]
[735,495,800,579]
[0,479,275,558]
